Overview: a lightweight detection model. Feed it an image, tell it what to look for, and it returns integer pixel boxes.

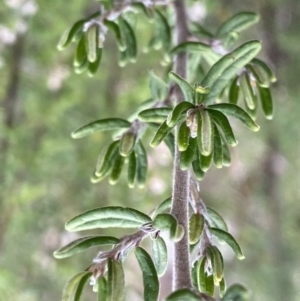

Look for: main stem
[170,0,191,290]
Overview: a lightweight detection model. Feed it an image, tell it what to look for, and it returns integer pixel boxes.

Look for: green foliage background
[0,0,299,300]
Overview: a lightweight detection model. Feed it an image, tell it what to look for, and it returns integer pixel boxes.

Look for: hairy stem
[170,0,191,290]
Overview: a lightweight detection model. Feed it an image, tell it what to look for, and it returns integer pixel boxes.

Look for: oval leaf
[62,271,91,301]
[71,118,131,139]
[135,247,159,301]
[189,213,204,244]
[65,206,152,232]
[152,236,168,277]
[210,227,245,260]
[107,259,125,301]
[54,236,120,259]
[168,72,195,103]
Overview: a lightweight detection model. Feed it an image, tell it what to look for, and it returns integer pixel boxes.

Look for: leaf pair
[184,103,257,173]
[62,271,92,301]
[92,139,146,187]
[230,58,275,119]
[196,255,217,297]
[92,259,125,301]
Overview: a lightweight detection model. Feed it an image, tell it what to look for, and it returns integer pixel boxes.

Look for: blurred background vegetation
[0,0,299,300]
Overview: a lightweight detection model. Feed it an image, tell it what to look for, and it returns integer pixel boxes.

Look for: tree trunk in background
[0,34,25,249]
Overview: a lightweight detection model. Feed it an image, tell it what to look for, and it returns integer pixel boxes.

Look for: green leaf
[191,22,214,39]
[127,151,137,188]
[197,110,214,156]
[135,141,148,188]
[197,256,211,295]
[131,2,154,20]
[206,245,224,284]
[210,227,245,260]
[222,284,250,301]
[138,107,172,123]
[150,120,174,147]
[245,63,268,88]
[207,207,228,232]
[169,41,211,56]
[192,149,206,180]
[202,40,262,105]
[135,247,159,301]
[165,289,203,301]
[154,9,171,51]
[86,25,98,63]
[229,76,239,104]
[74,272,93,301]
[207,109,238,146]
[104,19,125,51]
[62,271,91,301]
[189,213,204,244]
[71,118,131,139]
[178,122,190,152]
[57,20,85,51]
[168,72,195,103]
[205,274,215,297]
[221,137,231,167]
[107,259,125,301]
[240,72,256,110]
[88,48,102,76]
[217,12,259,39]
[119,132,136,157]
[219,277,226,298]
[212,123,223,168]
[54,236,120,259]
[65,206,152,232]
[207,103,259,132]
[153,213,180,241]
[258,86,273,120]
[153,197,171,216]
[167,101,195,127]
[149,70,168,101]
[152,236,168,277]
[197,256,205,291]
[119,17,137,62]
[251,58,276,83]
[74,58,89,74]
[74,35,87,67]
[191,260,199,288]
[199,150,213,172]
[95,141,120,178]
[180,137,197,170]
[97,277,107,301]
[109,154,125,185]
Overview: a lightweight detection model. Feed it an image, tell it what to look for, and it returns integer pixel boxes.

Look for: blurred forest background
[0,0,299,300]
